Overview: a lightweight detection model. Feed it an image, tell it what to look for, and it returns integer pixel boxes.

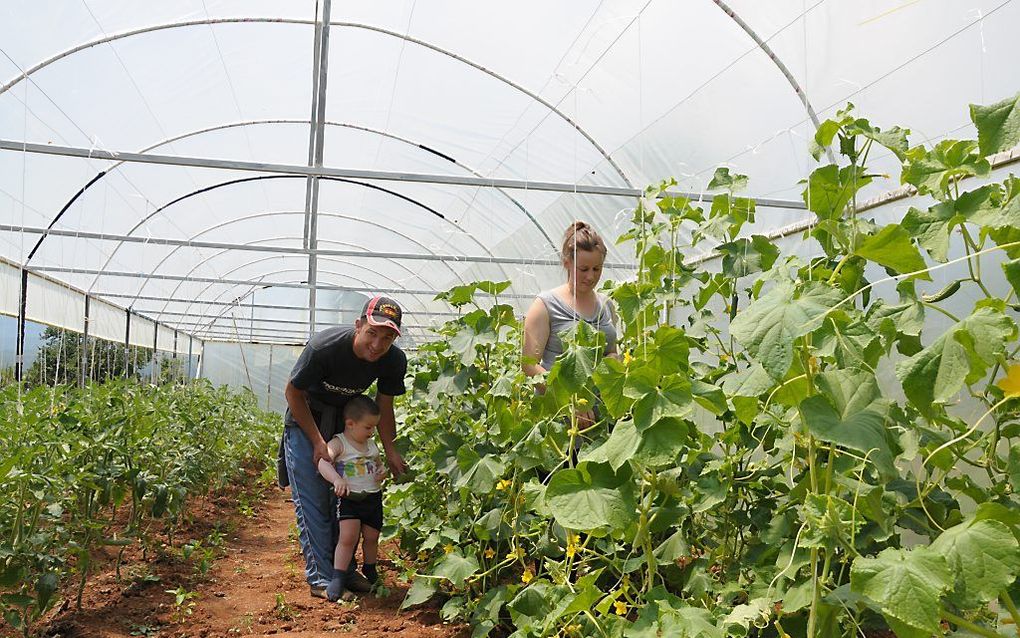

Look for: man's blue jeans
[283,425,337,588]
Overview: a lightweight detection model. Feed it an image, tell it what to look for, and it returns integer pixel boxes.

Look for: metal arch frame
[117,210,466,313]
[711,0,836,165]
[126,212,463,317]
[156,236,449,319]
[178,260,438,337]
[85,174,514,295]
[162,244,449,331]
[0,17,632,188]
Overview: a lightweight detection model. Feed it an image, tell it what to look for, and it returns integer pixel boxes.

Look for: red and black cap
[361,295,402,335]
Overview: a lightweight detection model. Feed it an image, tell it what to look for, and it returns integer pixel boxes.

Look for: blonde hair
[561,221,607,263]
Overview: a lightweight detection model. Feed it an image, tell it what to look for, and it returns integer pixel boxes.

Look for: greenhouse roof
[2,0,1018,349]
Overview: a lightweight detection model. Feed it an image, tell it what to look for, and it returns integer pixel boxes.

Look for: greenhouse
[2,1,1020,637]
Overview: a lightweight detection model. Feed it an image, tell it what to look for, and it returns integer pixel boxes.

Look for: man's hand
[386,449,408,477]
[575,410,596,429]
[312,439,331,470]
[332,477,349,497]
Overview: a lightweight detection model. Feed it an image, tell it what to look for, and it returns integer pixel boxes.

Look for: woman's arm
[522,297,551,378]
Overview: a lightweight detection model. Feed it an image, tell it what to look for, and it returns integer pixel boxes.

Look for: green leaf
[930,518,1020,608]
[593,357,630,418]
[455,452,506,495]
[801,493,864,549]
[896,306,1016,413]
[901,139,990,198]
[803,164,872,220]
[653,530,689,565]
[854,223,930,279]
[629,372,693,431]
[850,546,951,637]
[730,281,843,379]
[545,462,637,532]
[401,577,438,609]
[971,92,1020,156]
[800,395,896,479]
[35,572,58,611]
[902,186,996,262]
[811,120,841,160]
[449,324,498,366]
[646,325,691,375]
[431,552,480,587]
[583,417,688,470]
[720,362,774,397]
[1004,258,1020,298]
[815,369,883,418]
[707,167,748,192]
[717,235,780,279]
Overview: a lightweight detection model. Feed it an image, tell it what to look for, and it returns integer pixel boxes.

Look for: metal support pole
[124,308,131,377]
[14,268,28,383]
[305,0,332,336]
[152,322,158,384]
[187,335,193,380]
[81,295,90,387]
[266,344,274,411]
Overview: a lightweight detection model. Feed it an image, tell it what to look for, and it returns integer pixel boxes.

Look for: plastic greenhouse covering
[1,0,1019,406]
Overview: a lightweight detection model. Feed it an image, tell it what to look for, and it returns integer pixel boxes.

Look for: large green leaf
[901,139,990,198]
[803,164,872,220]
[971,92,1020,156]
[455,448,506,495]
[896,306,1016,413]
[583,417,690,470]
[401,577,439,609]
[930,518,1020,608]
[593,357,630,418]
[815,369,883,417]
[720,361,774,397]
[449,324,498,366]
[431,552,480,587]
[730,281,842,379]
[628,372,693,431]
[545,462,637,532]
[854,223,929,278]
[901,186,997,262]
[801,493,863,550]
[851,547,951,638]
[800,395,896,479]
[716,235,780,279]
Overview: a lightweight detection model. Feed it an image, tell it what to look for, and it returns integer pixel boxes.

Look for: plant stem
[1000,592,1020,635]
[942,610,1003,638]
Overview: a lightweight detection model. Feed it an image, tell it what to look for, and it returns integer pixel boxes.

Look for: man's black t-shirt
[284,326,407,433]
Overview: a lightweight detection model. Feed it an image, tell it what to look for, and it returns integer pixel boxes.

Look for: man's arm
[375,393,407,476]
[284,380,330,469]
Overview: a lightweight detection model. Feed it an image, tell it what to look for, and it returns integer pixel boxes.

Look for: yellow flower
[417,550,428,561]
[565,545,576,558]
[564,623,581,636]
[484,547,495,559]
[496,479,512,491]
[613,600,627,616]
[516,547,526,559]
[443,544,455,554]
[623,351,633,366]
[996,363,1020,398]
[521,567,534,584]
[576,397,589,407]
[565,532,580,558]
[506,551,517,561]
[567,427,579,437]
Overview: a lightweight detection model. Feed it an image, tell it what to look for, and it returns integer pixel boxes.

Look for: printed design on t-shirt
[336,454,381,478]
[321,380,366,395]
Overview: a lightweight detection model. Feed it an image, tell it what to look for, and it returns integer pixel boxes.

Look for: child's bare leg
[360,524,381,583]
[327,520,362,601]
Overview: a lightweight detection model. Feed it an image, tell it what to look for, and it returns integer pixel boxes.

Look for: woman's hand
[332,477,349,497]
[373,465,389,485]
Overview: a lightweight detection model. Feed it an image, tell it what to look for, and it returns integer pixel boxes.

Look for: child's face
[346,413,380,441]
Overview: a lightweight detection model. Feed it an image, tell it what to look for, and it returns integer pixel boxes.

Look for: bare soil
[13,487,469,638]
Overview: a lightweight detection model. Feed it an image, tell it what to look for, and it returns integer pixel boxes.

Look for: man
[279,295,409,599]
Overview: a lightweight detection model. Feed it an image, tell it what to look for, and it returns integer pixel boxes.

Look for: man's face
[352,319,398,362]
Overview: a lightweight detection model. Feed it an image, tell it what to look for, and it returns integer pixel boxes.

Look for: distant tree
[25,325,153,386]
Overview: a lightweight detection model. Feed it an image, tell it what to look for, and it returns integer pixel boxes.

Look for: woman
[523,221,619,425]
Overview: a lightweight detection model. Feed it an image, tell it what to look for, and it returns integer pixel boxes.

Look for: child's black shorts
[336,491,383,531]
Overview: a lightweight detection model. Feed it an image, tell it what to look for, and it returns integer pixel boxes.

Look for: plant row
[388,94,1020,637]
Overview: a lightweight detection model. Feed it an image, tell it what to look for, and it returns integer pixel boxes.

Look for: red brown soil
[10,488,469,638]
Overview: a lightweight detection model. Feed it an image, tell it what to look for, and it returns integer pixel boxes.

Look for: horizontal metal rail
[0,139,807,209]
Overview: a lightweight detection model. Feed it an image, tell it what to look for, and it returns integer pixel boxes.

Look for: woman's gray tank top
[537,290,618,371]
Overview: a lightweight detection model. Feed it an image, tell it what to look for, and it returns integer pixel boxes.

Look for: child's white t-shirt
[331,432,383,493]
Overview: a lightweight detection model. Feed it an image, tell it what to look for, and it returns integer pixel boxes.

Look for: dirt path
[29,489,467,638]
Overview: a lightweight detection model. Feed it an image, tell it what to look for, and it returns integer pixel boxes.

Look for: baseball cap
[361,295,402,335]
